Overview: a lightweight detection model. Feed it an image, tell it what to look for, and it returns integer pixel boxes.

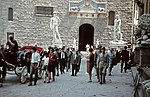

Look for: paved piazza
[0,58,134,97]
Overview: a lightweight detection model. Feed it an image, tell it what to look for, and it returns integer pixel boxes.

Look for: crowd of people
[0,35,135,87]
[86,45,134,84]
[0,35,83,87]
[39,46,82,86]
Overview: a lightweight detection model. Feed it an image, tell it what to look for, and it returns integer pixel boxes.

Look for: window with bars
[108,11,115,25]
[8,7,13,21]
[35,6,53,17]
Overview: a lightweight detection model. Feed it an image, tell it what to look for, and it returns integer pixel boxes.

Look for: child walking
[42,51,50,83]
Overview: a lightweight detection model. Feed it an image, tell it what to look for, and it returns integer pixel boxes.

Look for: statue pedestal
[141,40,150,45]
[109,40,128,49]
[52,39,62,48]
[138,44,150,67]
[134,46,140,65]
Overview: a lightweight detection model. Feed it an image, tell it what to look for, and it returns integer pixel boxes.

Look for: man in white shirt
[28,47,40,86]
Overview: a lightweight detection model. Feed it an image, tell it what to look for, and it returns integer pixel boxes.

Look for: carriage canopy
[19,46,43,53]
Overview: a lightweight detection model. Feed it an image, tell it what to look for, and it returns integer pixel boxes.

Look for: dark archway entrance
[79,24,94,51]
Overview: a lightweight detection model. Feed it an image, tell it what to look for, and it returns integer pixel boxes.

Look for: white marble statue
[50,13,61,42]
[73,38,76,50]
[114,15,123,41]
[96,39,100,48]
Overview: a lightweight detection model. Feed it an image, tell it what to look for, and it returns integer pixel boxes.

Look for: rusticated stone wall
[0,0,133,50]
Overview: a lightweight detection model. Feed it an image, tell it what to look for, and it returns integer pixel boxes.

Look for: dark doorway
[79,24,94,51]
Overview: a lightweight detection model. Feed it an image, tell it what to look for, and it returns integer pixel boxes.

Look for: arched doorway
[79,24,94,51]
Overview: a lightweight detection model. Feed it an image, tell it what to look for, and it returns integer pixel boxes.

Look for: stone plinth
[139,44,150,67]
[52,40,62,48]
[134,47,140,65]
[109,40,127,49]
[133,45,150,97]
[141,68,150,80]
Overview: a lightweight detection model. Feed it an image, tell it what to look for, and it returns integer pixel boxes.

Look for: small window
[8,8,13,21]
[108,11,115,25]
[35,6,53,17]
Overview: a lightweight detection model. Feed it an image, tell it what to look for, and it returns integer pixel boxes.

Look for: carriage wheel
[15,66,22,76]
[20,66,28,84]
[38,67,44,79]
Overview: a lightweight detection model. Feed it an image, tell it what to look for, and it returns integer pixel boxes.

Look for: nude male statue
[114,15,123,41]
[50,13,61,42]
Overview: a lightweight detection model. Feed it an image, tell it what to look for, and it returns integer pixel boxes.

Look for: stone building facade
[0,0,133,50]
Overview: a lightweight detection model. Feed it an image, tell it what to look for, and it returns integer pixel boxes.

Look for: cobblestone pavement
[0,58,134,97]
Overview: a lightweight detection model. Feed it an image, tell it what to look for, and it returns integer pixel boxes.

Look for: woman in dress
[86,48,94,82]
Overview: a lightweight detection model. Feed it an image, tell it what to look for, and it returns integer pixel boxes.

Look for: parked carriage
[4,46,44,84]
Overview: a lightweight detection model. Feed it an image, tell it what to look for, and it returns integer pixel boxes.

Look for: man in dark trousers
[54,48,60,76]
[121,46,129,73]
[28,47,40,86]
[58,48,67,74]
[66,48,72,72]
[70,50,81,76]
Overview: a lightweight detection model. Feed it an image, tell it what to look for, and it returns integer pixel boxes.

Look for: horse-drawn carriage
[4,46,44,84]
